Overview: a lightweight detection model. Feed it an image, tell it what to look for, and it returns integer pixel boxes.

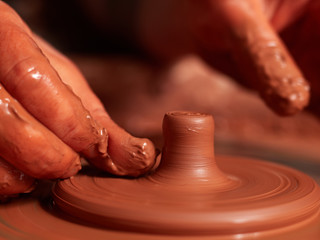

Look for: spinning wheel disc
[52,112,320,236]
[53,156,320,235]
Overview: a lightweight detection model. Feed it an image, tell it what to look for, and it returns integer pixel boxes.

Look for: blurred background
[4,0,141,54]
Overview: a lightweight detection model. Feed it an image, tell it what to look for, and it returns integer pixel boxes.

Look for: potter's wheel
[52,156,320,236]
[1,111,320,239]
[51,112,320,237]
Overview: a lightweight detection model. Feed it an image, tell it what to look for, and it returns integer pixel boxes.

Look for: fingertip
[123,136,157,176]
[58,155,82,179]
[218,0,310,115]
[245,39,310,115]
[86,124,157,177]
[0,159,35,196]
[261,76,310,116]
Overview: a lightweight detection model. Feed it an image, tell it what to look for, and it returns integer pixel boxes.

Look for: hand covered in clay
[0,2,156,199]
[138,0,317,116]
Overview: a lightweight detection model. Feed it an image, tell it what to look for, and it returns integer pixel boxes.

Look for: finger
[280,1,320,116]
[214,0,310,116]
[269,0,310,32]
[35,37,157,177]
[90,115,157,177]
[0,2,107,159]
[0,83,81,179]
[0,157,35,196]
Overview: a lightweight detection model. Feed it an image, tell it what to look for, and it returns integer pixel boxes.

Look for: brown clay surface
[0,109,320,240]
[1,180,320,240]
[52,112,320,237]
[52,156,320,236]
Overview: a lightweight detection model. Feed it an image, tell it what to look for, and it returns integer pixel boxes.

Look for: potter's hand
[138,0,313,116]
[0,2,156,199]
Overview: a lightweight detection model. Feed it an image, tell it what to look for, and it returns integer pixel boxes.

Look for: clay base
[0,158,319,239]
[52,155,320,236]
[1,191,320,240]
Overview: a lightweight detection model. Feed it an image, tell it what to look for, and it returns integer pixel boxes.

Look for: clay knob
[154,111,230,187]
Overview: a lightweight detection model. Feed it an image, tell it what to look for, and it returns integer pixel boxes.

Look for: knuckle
[2,56,43,95]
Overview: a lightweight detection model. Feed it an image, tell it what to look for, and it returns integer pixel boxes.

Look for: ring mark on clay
[53,112,320,236]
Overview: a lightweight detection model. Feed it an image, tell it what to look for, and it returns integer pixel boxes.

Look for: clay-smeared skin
[0,3,108,160]
[0,2,156,196]
[83,116,156,177]
[34,35,157,177]
[0,85,81,180]
[215,0,310,115]
[0,2,101,194]
[0,158,34,198]
[53,111,320,236]
[85,137,156,177]
[138,0,310,116]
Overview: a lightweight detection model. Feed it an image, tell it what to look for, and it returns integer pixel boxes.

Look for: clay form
[52,111,320,236]
[1,191,320,240]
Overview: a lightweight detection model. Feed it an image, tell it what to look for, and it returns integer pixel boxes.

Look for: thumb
[215,0,310,115]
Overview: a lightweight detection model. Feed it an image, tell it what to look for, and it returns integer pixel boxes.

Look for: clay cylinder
[155,111,229,186]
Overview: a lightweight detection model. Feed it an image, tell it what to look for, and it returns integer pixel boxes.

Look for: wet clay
[1,191,320,240]
[0,84,81,195]
[36,35,156,178]
[86,133,156,177]
[0,158,34,199]
[215,0,310,116]
[0,2,155,194]
[52,111,320,237]
[137,1,309,116]
[0,69,154,197]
